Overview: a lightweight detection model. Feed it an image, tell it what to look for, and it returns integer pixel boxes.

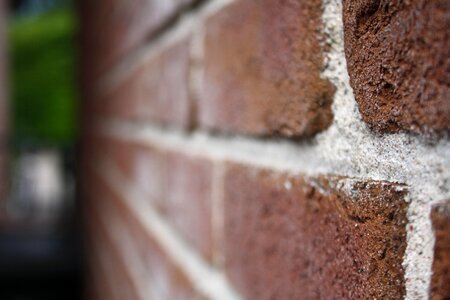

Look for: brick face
[97,136,214,261]
[86,171,197,300]
[106,181,198,300]
[343,0,450,134]
[430,200,450,300]
[79,0,193,79]
[99,137,166,209]
[199,0,335,138]
[164,151,214,261]
[94,38,192,128]
[92,228,140,300]
[223,163,408,299]
[80,0,449,298]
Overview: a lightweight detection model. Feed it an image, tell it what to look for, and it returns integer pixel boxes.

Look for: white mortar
[321,1,449,298]
[94,0,450,298]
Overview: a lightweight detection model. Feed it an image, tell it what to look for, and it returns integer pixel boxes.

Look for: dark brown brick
[95,38,192,128]
[343,0,450,134]
[430,200,450,300]
[199,0,335,138]
[223,163,408,299]
[164,151,214,261]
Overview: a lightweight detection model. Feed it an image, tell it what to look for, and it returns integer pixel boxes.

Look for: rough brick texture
[430,200,450,300]
[224,163,408,299]
[80,0,449,299]
[343,0,450,134]
[199,0,335,137]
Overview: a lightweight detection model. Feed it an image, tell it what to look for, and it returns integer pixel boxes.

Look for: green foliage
[9,9,77,147]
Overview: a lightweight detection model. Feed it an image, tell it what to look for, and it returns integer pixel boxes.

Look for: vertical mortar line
[319,1,434,299]
[187,13,204,130]
[403,189,436,300]
[99,158,243,300]
[211,160,226,268]
[95,0,236,101]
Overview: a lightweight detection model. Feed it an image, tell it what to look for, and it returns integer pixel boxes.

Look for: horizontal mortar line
[95,0,236,98]
[95,118,390,181]
[94,197,155,300]
[94,118,450,196]
[98,158,243,300]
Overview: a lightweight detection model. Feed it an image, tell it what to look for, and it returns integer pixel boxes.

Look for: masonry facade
[80,0,450,299]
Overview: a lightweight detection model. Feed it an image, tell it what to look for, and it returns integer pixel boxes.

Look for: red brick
[85,135,167,210]
[103,138,166,209]
[343,0,450,134]
[79,0,193,79]
[103,177,198,300]
[95,230,140,300]
[86,136,214,261]
[95,38,192,128]
[120,206,197,300]
[223,163,408,299]
[86,202,140,300]
[199,0,335,138]
[164,151,214,261]
[430,200,450,300]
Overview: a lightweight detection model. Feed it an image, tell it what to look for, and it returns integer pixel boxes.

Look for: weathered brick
[343,0,450,134]
[223,163,408,299]
[430,200,450,300]
[164,151,214,261]
[199,0,335,138]
[79,0,193,79]
[94,38,192,128]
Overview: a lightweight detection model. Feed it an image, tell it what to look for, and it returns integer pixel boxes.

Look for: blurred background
[0,0,82,299]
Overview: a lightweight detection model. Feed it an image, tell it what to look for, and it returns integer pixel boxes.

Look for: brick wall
[80,0,450,299]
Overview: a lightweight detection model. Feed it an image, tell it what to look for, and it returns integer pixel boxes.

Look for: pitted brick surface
[343,0,450,134]
[224,163,408,299]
